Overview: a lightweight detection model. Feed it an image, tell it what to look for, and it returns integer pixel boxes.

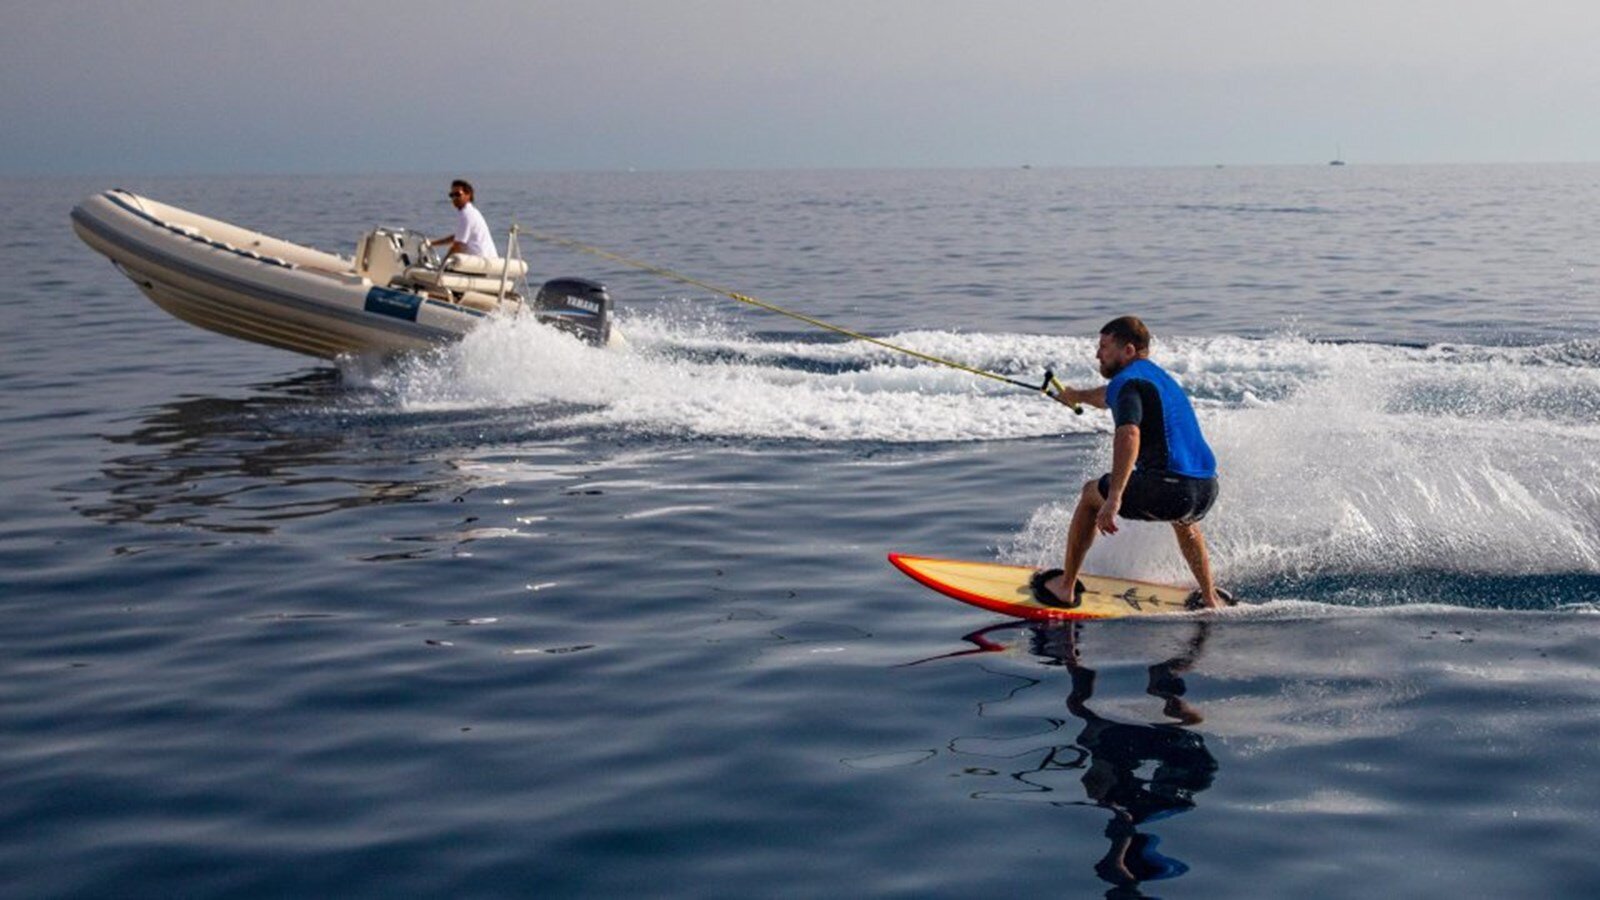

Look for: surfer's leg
[1172,522,1220,608]
[1049,479,1103,599]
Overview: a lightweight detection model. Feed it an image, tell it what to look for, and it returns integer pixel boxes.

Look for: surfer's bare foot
[1042,574,1069,599]
[1200,588,1237,610]
[1184,589,1230,611]
[1029,570,1083,608]
[1048,576,1089,604]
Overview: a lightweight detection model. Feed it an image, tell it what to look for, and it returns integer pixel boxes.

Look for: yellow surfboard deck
[888,553,1203,621]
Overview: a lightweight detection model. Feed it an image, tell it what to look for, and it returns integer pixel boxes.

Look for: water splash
[352,311,1106,442]
[353,313,1600,585]
[1212,342,1600,583]
[1008,337,1600,588]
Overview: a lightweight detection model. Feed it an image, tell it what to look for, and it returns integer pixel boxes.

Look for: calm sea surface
[5,165,1600,897]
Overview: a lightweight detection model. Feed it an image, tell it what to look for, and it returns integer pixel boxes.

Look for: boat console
[354,227,435,288]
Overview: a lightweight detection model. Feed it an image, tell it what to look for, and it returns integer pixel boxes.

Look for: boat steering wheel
[408,230,439,270]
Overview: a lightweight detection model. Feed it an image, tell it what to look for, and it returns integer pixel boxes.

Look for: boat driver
[431,179,499,259]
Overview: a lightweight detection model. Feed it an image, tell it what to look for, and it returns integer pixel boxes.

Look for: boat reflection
[73,371,473,536]
[941,622,1218,896]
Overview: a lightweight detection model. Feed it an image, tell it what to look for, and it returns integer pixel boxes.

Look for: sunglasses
[448,191,465,198]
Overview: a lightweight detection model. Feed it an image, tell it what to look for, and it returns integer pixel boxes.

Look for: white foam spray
[355,311,1106,442]
[355,313,1600,583]
[1009,338,1600,584]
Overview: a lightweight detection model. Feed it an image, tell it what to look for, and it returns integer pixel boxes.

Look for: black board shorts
[1097,470,1218,524]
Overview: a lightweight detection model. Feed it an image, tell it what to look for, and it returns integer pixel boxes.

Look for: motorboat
[70,189,619,360]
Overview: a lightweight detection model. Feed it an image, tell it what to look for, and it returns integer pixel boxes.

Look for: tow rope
[524,230,1082,414]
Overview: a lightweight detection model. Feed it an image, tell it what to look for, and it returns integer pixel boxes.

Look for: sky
[3,0,1597,174]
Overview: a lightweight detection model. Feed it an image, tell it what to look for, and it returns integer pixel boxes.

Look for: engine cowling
[533,278,613,346]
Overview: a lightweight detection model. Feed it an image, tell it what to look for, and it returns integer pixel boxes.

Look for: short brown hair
[1100,316,1150,353]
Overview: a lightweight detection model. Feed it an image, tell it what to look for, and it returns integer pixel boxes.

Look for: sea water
[5,165,1600,897]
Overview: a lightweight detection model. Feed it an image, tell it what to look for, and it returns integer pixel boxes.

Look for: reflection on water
[945,623,1218,896]
[70,371,471,535]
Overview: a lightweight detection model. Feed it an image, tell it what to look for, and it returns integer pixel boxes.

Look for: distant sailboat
[1329,144,1346,166]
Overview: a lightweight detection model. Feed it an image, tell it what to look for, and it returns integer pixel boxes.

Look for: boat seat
[455,291,502,313]
[442,253,527,278]
[402,253,528,295]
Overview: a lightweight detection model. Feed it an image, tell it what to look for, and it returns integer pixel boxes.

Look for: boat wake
[354,309,1106,443]
[350,309,1600,603]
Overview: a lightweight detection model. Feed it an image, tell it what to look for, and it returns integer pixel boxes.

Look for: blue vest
[1105,359,1216,479]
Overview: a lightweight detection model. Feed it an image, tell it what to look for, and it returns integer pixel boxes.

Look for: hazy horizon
[19,160,1600,183]
[6,0,1596,176]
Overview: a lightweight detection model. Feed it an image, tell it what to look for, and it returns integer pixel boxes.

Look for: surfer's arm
[1097,425,1139,534]
[1053,385,1107,409]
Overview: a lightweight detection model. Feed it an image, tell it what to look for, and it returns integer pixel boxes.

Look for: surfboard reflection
[941,622,1218,895]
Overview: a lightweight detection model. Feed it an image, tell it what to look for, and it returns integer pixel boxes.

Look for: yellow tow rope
[525,230,1081,413]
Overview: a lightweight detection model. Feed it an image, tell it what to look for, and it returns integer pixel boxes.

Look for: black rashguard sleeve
[1112,380,1146,428]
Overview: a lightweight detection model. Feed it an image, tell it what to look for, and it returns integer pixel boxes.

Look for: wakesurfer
[1036,316,1226,609]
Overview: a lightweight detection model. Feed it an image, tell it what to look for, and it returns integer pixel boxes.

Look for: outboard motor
[534,278,613,346]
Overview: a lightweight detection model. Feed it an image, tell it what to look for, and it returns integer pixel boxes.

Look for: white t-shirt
[455,202,498,258]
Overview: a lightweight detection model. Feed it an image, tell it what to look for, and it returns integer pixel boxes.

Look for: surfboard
[888,552,1214,621]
